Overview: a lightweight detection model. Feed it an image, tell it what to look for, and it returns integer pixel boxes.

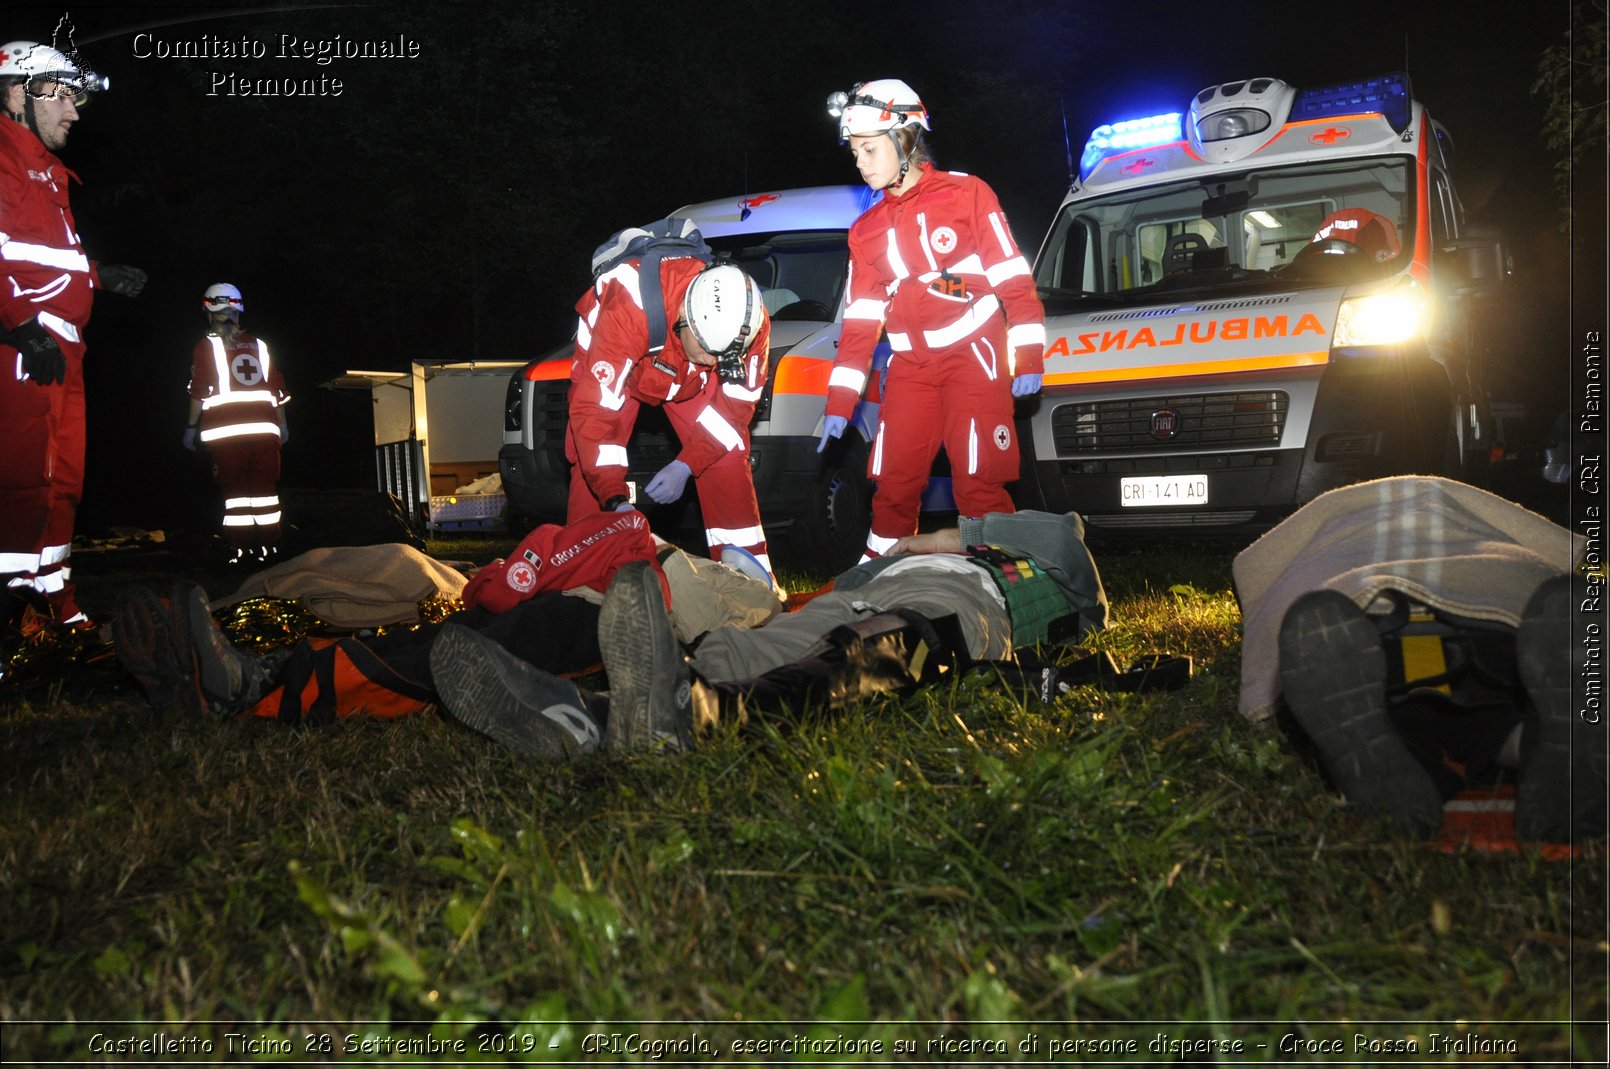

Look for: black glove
[8,318,66,385]
[97,264,147,297]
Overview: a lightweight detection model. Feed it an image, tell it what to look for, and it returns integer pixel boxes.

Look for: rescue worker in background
[566,260,777,582]
[183,283,290,564]
[817,79,1046,561]
[0,38,146,630]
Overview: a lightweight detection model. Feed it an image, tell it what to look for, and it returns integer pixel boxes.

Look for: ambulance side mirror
[1441,233,1513,295]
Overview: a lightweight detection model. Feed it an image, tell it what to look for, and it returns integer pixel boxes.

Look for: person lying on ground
[429,509,1110,761]
[1235,475,1600,844]
[110,509,780,725]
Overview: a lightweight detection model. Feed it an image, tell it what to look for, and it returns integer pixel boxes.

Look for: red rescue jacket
[827,165,1046,420]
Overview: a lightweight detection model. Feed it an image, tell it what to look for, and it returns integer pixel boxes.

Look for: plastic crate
[428,492,507,532]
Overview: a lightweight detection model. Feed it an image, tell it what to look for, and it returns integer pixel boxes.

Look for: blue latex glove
[816,414,848,453]
[1011,373,1043,398]
[614,501,637,512]
[644,459,692,504]
[182,426,199,451]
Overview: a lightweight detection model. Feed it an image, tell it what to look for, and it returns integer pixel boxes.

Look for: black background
[2,1,1596,535]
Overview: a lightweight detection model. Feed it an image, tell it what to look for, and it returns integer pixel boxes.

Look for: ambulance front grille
[1087,509,1259,529]
[1052,390,1289,454]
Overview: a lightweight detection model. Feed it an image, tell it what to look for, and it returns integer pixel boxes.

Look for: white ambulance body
[1025,73,1508,532]
[499,185,950,571]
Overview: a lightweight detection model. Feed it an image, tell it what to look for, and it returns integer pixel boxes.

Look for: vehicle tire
[771,438,871,574]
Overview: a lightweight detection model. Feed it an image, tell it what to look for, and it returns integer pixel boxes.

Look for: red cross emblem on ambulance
[1309,126,1351,145]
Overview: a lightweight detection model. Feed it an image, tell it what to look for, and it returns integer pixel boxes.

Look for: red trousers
[866,333,1019,554]
[0,345,87,622]
[567,395,770,569]
[209,435,283,553]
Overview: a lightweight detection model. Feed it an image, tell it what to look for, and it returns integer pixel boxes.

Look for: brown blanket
[1232,477,1583,722]
[214,543,469,628]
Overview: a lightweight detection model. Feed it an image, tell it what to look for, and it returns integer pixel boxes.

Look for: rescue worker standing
[183,283,290,563]
[0,38,145,629]
[566,259,776,580]
[817,79,1046,560]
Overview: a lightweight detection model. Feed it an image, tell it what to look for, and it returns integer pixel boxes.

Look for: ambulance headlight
[1197,108,1271,142]
[1333,284,1426,347]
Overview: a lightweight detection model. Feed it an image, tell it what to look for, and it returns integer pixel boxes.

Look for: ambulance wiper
[1037,286,1129,304]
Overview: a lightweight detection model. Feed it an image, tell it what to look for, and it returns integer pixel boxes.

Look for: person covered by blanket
[1234,476,1601,845]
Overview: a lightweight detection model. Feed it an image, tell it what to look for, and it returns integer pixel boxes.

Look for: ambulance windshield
[1035,159,1413,303]
[711,231,850,323]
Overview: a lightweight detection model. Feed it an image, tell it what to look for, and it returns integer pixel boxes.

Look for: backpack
[590,217,713,354]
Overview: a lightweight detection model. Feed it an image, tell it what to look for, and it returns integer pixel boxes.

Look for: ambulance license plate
[1120,474,1209,507]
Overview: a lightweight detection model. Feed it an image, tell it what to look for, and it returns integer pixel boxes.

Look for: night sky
[1,1,1593,536]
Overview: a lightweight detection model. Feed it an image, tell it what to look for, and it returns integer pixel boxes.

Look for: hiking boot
[429,623,602,762]
[1279,589,1444,838]
[174,580,288,716]
[111,586,205,718]
[599,560,692,753]
[1516,575,1606,842]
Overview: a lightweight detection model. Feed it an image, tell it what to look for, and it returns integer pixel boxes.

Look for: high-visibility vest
[198,335,286,443]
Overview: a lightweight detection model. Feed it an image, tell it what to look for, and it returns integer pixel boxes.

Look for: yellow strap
[1400,616,1451,694]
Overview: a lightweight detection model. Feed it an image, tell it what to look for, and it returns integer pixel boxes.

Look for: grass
[0,536,1604,1063]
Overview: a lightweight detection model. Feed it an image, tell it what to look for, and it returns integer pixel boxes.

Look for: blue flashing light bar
[1291,72,1412,133]
[1079,111,1183,179]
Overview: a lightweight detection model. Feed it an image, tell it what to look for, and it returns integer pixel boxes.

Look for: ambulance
[1024,73,1511,533]
[499,185,943,571]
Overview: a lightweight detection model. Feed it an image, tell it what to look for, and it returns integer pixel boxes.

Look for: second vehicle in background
[500,185,956,572]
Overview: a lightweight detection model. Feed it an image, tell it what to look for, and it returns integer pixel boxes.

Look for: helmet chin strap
[4,86,35,133]
[879,129,913,190]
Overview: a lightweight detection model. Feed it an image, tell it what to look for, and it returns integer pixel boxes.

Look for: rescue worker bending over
[565,258,776,581]
[183,284,290,564]
[817,79,1046,561]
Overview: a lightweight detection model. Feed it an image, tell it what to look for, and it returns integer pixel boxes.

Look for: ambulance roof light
[1079,111,1183,180]
[1291,72,1412,133]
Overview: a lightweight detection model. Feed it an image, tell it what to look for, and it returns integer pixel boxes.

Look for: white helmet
[827,78,930,142]
[682,265,764,360]
[203,283,244,313]
[0,41,105,97]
